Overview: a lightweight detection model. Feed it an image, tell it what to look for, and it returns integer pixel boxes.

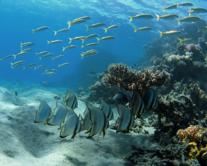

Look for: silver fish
[47,103,69,126]
[64,92,78,110]
[54,28,69,36]
[34,100,52,123]
[87,104,107,137]
[129,92,145,118]
[60,109,81,139]
[143,89,158,111]
[116,105,134,132]
[32,26,49,33]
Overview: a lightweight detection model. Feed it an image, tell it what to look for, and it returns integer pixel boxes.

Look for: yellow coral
[177,125,207,162]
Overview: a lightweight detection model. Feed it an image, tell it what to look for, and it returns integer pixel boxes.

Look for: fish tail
[104,28,108,33]
[129,16,133,22]
[96,37,100,43]
[67,21,71,29]
[62,47,65,52]
[155,14,160,21]
[81,39,85,44]
[12,54,17,60]
[159,31,163,37]
[47,40,50,44]
[54,31,57,36]
[133,28,137,33]
[32,29,35,33]
[69,38,72,44]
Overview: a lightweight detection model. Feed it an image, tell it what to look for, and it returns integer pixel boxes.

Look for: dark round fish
[143,89,158,111]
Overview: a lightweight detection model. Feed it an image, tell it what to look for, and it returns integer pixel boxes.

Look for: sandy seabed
[0,86,156,166]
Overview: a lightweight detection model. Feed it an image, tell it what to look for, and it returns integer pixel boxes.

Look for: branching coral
[102,64,170,95]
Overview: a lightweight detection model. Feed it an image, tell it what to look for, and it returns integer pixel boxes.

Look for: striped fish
[64,92,78,110]
[130,92,145,118]
[143,89,158,111]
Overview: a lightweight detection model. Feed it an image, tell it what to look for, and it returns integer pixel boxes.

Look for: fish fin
[155,14,160,21]
[69,38,72,44]
[129,16,133,22]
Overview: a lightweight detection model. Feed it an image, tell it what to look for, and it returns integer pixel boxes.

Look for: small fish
[164,4,178,10]
[21,48,32,52]
[104,24,119,33]
[20,42,33,48]
[54,28,69,36]
[87,22,105,31]
[178,2,193,7]
[178,16,201,24]
[47,40,63,45]
[189,8,207,15]
[47,103,69,126]
[160,30,181,37]
[129,14,154,22]
[143,89,158,111]
[64,92,78,110]
[62,45,76,52]
[80,49,97,58]
[34,100,52,123]
[155,14,179,21]
[32,26,49,33]
[36,51,49,55]
[43,71,56,76]
[116,105,134,132]
[12,50,27,59]
[10,60,24,69]
[97,36,114,42]
[38,52,53,59]
[81,42,98,48]
[129,92,145,118]
[85,34,98,40]
[69,36,86,44]
[58,62,69,68]
[51,54,64,60]
[67,16,90,29]
[45,68,57,73]
[0,55,13,61]
[134,26,152,32]
[60,110,81,139]
[177,37,191,45]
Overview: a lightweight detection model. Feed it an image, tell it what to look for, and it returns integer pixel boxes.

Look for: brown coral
[102,64,170,95]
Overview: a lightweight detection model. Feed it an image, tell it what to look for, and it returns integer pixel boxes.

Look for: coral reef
[102,63,170,95]
[177,125,207,165]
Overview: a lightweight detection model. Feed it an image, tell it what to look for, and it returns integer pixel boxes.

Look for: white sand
[0,86,157,166]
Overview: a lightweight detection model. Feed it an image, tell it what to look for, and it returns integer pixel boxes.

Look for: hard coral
[177,125,207,164]
[102,64,170,95]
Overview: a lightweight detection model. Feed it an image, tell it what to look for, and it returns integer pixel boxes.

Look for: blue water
[0,0,207,90]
